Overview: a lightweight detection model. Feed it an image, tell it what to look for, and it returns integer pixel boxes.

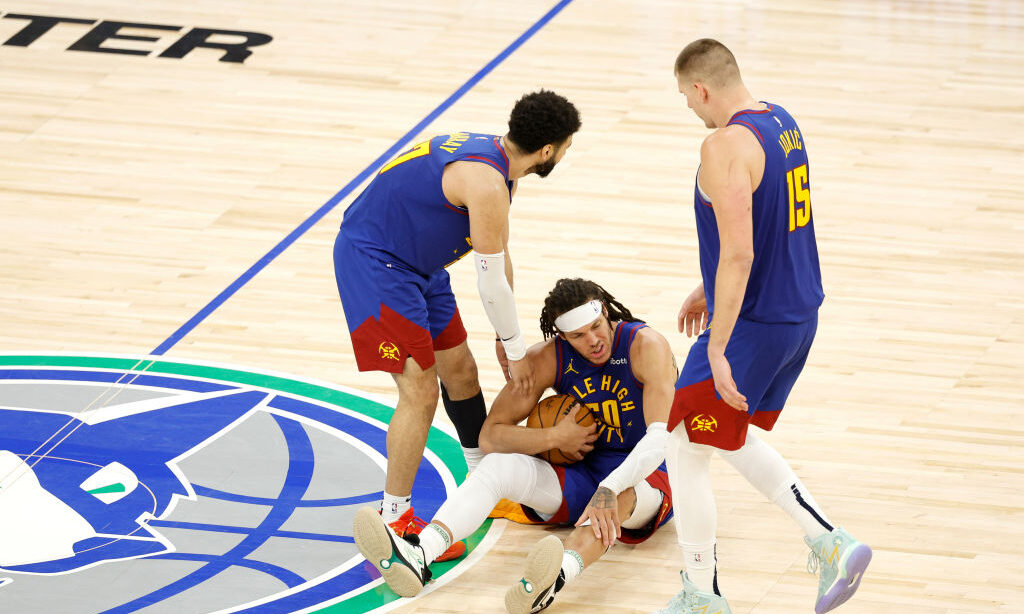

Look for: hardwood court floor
[1,1,1022,612]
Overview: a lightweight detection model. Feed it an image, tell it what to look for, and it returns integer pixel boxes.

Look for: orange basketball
[526,394,595,465]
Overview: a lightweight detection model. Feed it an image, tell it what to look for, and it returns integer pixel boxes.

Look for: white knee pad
[433,453,563,542]
[474,453,563,515]
[621,479,663,530]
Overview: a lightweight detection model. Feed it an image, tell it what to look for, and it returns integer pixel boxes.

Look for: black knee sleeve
[440,384,486,448]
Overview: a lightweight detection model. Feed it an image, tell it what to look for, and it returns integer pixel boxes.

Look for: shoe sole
[505,535,564,614]
[816,542,872,614]
[353,507,424,598]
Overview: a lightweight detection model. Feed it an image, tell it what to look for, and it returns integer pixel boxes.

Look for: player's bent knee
[617,486,638,517]
[474,452,553,503]
[621,480,662,530]
[439,363,479,399]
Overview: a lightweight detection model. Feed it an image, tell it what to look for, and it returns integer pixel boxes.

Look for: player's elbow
[720,248,754,269]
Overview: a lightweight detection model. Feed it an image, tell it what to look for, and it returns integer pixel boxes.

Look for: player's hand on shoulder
[494,337,510,382]
[506,355,535,395]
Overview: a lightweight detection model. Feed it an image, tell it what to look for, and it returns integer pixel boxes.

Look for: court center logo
[0,354,489,614]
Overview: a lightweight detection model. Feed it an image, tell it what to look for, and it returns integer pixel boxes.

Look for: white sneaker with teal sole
[652,572,732,614]
[805,527,872,613]
[352,506,431,598]
[505,535,565,614]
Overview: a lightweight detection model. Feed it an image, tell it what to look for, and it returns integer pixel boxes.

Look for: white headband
[554,299,602,332]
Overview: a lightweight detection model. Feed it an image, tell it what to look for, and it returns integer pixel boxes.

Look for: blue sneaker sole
[815,542,872,614]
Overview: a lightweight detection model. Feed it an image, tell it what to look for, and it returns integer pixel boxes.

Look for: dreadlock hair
[539,278,641,340]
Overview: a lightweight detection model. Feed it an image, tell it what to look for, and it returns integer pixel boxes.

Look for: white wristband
[501,332,527,362]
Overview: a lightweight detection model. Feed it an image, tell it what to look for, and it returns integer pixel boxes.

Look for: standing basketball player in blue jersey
[653,41,871,614]
[351,278,675,613]
[335,91,581,560]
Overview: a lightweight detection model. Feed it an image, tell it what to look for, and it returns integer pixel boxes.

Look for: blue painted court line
[103,414,314,613]
[191,484,383,507]
[151,0,575,356]
[147,519,355,544]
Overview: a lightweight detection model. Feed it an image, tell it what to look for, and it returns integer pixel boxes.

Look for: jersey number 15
[786,164,811,232]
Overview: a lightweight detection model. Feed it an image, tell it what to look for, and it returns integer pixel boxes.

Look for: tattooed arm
[576,485,621,548]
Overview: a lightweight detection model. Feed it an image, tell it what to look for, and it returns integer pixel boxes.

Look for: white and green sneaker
[353,506,431,598]
[652,572,732,614]
[505,535,565,614]
[805,527,872,613]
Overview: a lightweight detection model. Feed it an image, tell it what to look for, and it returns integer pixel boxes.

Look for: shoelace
[656,589,688,614]
[686,590,700,610]
[404,515,429,536]
[806,547,822,575]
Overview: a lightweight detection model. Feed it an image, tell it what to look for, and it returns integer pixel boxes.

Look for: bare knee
[393,362,440,412]
[436,344,480,399]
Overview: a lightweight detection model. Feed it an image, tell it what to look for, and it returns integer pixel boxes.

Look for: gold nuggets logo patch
[690,414,718,433]
[378,341,400,361]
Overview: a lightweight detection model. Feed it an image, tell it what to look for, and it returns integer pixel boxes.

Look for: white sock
[418,523,452,565]
[682,541,717,593]
[771,480,832,540]
[666,428,718,594]
[561,549,584,583]
[462,446,483,474]
[718,431,832,539]
[381,492,411,524]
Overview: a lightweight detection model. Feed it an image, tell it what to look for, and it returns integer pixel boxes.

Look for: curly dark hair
[539,278,642,339]
[507,90,581,154]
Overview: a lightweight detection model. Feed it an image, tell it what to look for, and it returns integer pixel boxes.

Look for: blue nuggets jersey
[553,321,648,452]
[340,132,512,274]
[694,103,824,323]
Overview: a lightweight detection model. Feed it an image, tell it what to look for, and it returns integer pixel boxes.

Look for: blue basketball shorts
[668,313,818,450]
[523,452,673,544]
[333,231,466,373]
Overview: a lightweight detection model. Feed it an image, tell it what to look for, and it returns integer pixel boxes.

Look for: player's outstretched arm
[576,328,674,544]
[451,161,535,394]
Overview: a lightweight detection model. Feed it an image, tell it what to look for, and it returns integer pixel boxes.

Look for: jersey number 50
[786,164,811,232]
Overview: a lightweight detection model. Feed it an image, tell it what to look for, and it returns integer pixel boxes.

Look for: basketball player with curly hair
[352,278,676,613]
[334,91,580,561]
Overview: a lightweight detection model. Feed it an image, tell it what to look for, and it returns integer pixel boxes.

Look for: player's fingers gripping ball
[526,394,599,465]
